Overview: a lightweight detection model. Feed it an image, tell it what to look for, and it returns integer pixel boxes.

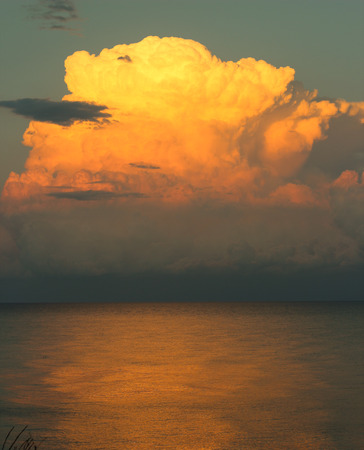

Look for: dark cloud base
[1,267,363,303]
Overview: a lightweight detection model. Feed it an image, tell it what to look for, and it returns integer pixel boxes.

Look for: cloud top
[64,36,295,124]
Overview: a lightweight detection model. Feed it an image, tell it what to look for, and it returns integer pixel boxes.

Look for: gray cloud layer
[129,163,161,170]
[47,190,147,201]
[1,194,362,278]
[0,98,111,126]
[24,0,79,31]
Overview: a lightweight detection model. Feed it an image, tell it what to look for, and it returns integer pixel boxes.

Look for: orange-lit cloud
[2,36,362,206]
[1,37,363,277]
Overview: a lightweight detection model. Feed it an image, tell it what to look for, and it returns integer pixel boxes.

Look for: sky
[0,0,363,302]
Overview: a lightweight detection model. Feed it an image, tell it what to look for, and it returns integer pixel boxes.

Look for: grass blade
[8,426,28,450]
[2,427,14,450]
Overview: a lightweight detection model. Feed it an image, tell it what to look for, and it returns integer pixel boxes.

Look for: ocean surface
[0,302,363,449]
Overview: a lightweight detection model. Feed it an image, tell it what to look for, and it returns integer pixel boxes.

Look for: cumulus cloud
[24,0,80,31]
[0,98,111,126]
[1,36,363,280]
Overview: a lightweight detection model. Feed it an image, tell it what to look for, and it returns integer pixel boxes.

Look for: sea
[0,302,363,449]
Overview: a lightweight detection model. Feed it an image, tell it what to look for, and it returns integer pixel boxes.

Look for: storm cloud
[0,37,363,300]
